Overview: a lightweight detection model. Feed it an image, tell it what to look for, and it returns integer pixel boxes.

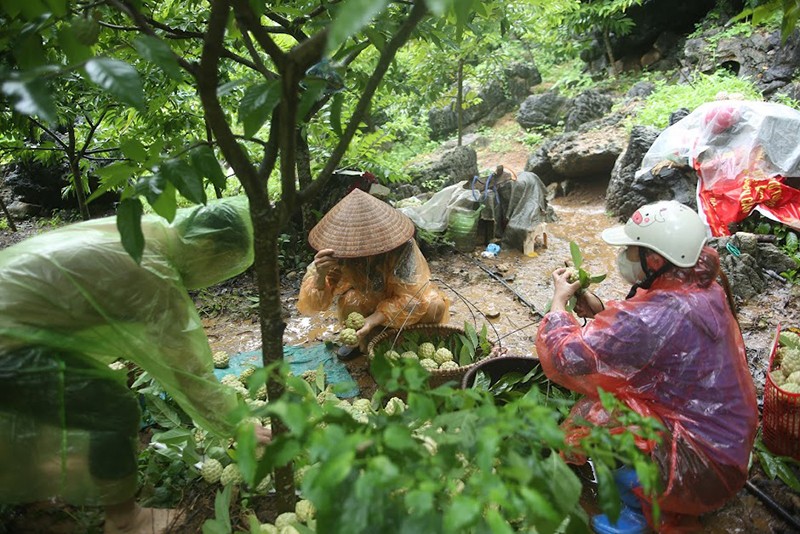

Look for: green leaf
[134,173,167,205]
[120,138,148,163]
[363,27,385,51]
[151,181,177,222]
[56,24,91,64]
[383,424,417,451]
[160,158,206,205]
[189,145,227,190]
[236,421,258,486]
[133,35,182,80]
[444,496,480,531]
[570,241,583,268]
[423,0,452,16]
[42,0,67,16]
[88,162,137,202]
[1,79,57,124]
[239,80,281,137]
[116,197,145,264]
[594,462,621,523]
[84,58,144,109]
[589,273,607,284]
[326,0,390,53]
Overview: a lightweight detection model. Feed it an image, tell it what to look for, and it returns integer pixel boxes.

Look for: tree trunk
[296,132,316,236]
[67,125,90,220]
[603,28,618,76]
[457,58,464,147]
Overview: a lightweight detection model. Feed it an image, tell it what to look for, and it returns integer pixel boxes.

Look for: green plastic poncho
[0,196,254,505]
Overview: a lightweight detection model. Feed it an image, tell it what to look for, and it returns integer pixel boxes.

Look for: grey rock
[517,92,572,130]
[564,90,615,132]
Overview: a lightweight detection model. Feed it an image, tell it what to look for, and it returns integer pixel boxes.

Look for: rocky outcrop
[524,113,630,185]
[406,145,479,191]
[564,90,615,132]
[683,28,800,95]
[605,125,698,221]
[428,62,541,140]
[710,233,798,301]
[516,92,571,130]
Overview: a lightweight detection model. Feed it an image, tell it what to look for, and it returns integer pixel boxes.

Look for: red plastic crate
[763,325,800,460]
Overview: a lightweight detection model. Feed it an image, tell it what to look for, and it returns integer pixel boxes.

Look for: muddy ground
[195,180,800,533]
[2,135,800,531]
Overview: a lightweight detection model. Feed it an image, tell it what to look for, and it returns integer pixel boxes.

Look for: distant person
[0,196,270,534]
[297,188,449,357]
[536,200,758,533]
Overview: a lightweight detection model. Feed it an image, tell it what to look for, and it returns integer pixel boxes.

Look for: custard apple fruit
[339,328,358,346]
[418,342,436,360]
[295,499,316,523]
[345,312,366,330]
[255,474,273,493]
[239,366,256,385]
[201,458,223,484]
[213,351,230,369]
[220,463,243,486]
[439,361,459,371]
[384,396,407,415]
[275,512,298,529]
[780,383,800,394]
[384,350,401,361]
[434,347,453,365]
[401,351,419,361]
[259,525,278,534]
[420,358,438,371]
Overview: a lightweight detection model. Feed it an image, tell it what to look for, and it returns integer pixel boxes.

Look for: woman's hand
[574,290,604,319]
[255,424,272,445]
[313,249,340,288]
[356,311,386,340]
[549,268,581,313]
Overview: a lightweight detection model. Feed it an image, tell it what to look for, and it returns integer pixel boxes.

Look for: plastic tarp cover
[535,247,758,527]
[0,196,254,505]
[214,345,360,398]
[499,171,557,250]
[399,181,479,233]
[399,173,556,251]
[297,239,449,328]
[639,99,800,235]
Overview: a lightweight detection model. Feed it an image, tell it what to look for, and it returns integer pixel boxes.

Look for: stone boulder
[683,28,800,95]
[564,90,615,132]
[516,91,571,130]
[710,233,798,301]
[3,160,70,210]
[606,125,698,220]
[405,145,479,191]
[524,113,629,185]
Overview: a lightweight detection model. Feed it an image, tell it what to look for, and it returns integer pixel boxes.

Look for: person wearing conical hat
[298,189,449,355]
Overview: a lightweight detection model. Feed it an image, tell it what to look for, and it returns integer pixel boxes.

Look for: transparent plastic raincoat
[536,247,758,530]
[0,196,253,505]
[297,239,449,327]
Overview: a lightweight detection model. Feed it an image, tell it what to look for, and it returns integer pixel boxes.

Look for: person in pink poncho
[536,200,758,533]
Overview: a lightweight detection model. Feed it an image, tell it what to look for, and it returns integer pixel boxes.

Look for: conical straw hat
[308,188,415,258]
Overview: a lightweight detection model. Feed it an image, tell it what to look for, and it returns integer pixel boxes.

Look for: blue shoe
[591,506,648,534]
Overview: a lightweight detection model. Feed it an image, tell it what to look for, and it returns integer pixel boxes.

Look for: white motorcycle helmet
[601,201,709,268]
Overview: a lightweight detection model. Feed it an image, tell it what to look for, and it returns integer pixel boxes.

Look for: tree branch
[28,117,69,152]
[110,0,196,74]
[297,0,428,205]
[197,0,267,203]
[78,107,110,160]
[233,11,276,78]
[231,0,286,65]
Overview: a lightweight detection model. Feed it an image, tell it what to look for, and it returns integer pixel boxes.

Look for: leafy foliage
[629,71,762,129]
[737,213,800,282]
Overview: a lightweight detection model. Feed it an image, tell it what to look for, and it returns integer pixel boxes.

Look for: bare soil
[2,119,800,532]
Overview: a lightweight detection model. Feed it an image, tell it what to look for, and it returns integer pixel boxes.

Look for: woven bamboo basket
[367,323,494,388]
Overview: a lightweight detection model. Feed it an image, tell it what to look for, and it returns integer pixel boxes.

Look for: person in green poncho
[0,196,270,534]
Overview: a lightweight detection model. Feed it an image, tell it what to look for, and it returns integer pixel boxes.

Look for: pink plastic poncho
[536,247,758,530]
[297,239,449,328]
